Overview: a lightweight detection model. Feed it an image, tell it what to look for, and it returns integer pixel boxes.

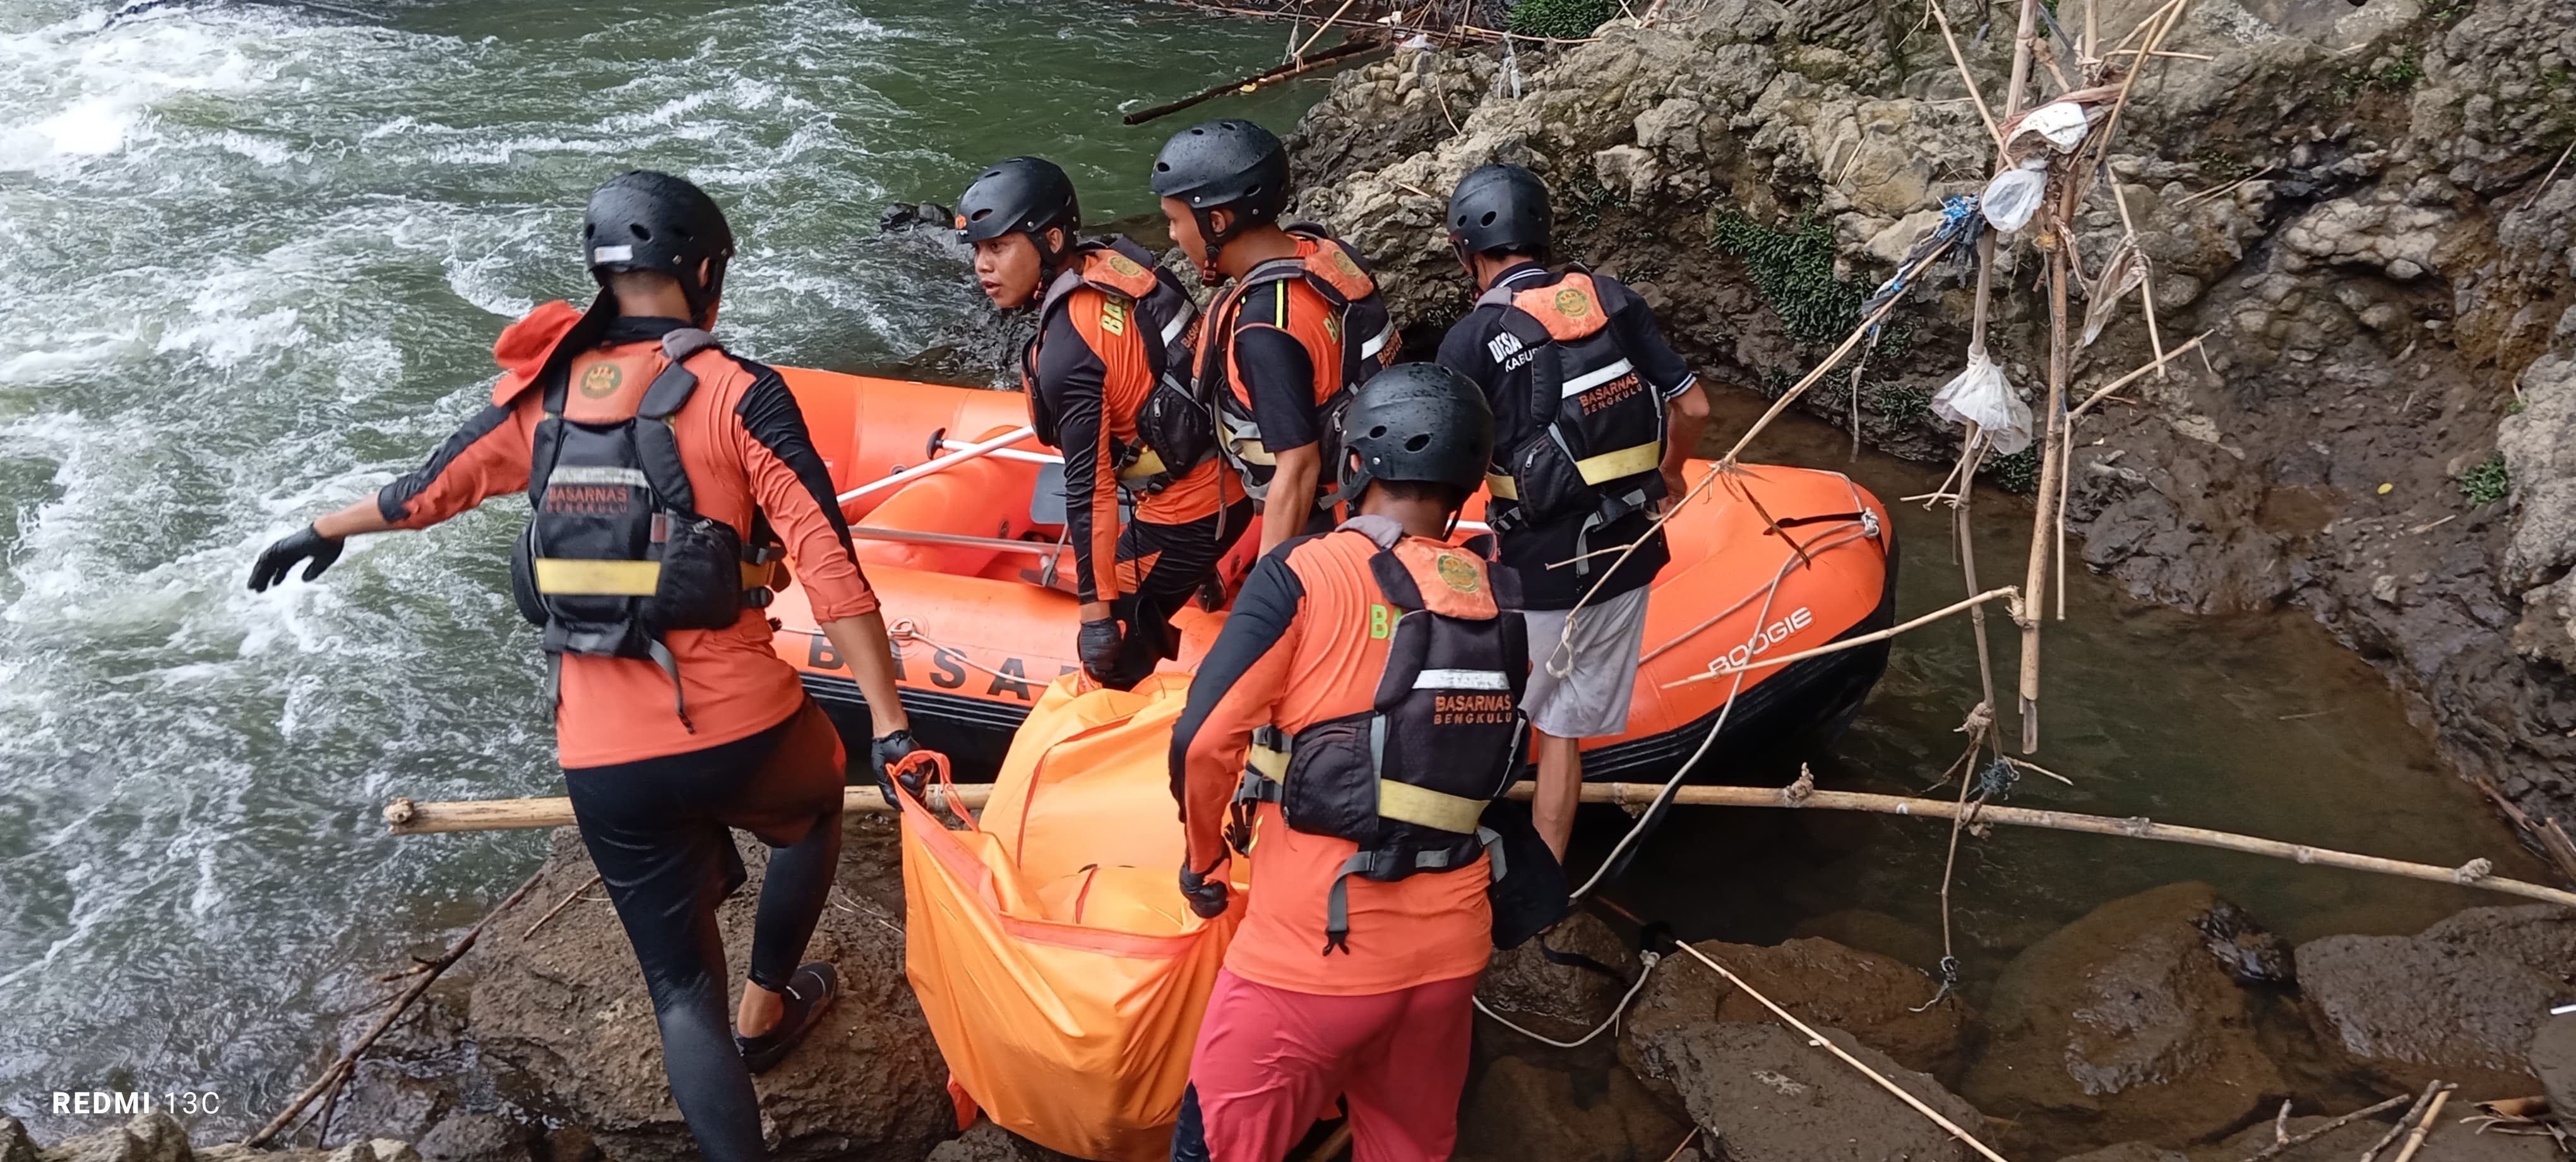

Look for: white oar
[837,425,1039,504]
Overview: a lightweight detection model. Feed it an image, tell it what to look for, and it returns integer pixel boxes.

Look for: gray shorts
[1518,585,1652,740]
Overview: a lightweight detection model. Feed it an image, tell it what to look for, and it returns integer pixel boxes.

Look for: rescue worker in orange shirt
[247,172,921,1162]
[956,156,1251,688]
[1167,363,1570,1162]
[1149,119,1396,560]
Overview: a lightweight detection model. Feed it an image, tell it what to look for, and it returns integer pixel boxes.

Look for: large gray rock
[2295,904,2576,1099]
[1476,912,1642,1041]
[922,1122,1076,1162]
[1623,1021,1989,1161]
[1452,1057,1690,1162]
[36,1114,189,1162]
[464,819,954,1162]
[2536,1011,2576,1122]
[1961,883,2289,1149]
[1619,938,1962,1078]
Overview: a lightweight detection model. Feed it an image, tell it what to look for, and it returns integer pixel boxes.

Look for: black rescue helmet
[956,156,1081,251]
[1447,163,1551,260]
[1150,119,1290,274]
[1337,362,1496,500]
[583,170,736,322]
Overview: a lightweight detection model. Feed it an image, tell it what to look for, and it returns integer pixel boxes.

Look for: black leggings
[1106,498,1255,688]
[564,698,846,1162]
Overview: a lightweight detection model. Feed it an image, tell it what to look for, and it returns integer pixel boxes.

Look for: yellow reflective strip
[533,558,661,596]
[1117,446,1169,483]
[1376,779,1488,834]
[1574,441,1663,485]
[1484,472,1518,501]
[1248,743,1290,782]
[1230,437,1277,467]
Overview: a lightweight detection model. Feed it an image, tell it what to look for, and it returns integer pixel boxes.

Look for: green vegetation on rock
[1506,0,1613,40]
[1709,213,1866,345]
[2460,452,2511,506]
[1989,447,2042,494]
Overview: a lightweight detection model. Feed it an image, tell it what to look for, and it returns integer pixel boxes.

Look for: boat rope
[1472,950,1661,1050]
[1568,549,1798,900]
[882,618,1032,686]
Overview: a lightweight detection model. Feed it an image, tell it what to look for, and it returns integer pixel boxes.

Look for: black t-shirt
[1434,263,1698,610]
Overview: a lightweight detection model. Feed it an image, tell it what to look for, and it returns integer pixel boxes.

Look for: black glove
[247,524,345,592]
[1076,617,1124,685]
[1178,864,1230,919]
[870,729,921,806]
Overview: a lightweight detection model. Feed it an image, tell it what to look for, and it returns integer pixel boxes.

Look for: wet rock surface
[458,818,953,1162]
[922,1122,1076,1162]
[1452,1056,1692,1162]
[2536,1012,2576,1120]
[12,1113,421,1162]
[2294,904,2576,1098]
[1961,882,2289,1149]
[1475,911,1642,1039]
[1623,1020,1989,1161]
[1619,937,1963,1077]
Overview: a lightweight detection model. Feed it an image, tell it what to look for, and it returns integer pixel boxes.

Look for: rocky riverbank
[1276,0,2576,849]
[267,823,2574,1161]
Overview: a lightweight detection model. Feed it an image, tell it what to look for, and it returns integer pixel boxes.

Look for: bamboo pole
[381,782,2576,909]
[2387,1089,2450,1162]
[1121,37,1386,125]
[2242,1095,2411,1162]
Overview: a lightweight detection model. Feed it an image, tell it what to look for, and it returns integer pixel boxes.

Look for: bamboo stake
[2243,1094,2411,1162]
[2388,1089,2450,1162]
[382,784,2576,909]
[2068,332,2210,419]
[2018,239,2070,753]
[1926,0,2004,153]
[1289,0,1362,61]
[2358,1082,2446,1162]
[1669,940,2012,1161]
[1664,587,2024,687]
[385,785,994,835]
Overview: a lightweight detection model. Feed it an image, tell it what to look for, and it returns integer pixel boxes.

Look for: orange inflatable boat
[766,368,1897,781]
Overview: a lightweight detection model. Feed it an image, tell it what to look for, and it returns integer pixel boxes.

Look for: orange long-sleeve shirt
[1168,524,1493,995]
[377,311,876,768]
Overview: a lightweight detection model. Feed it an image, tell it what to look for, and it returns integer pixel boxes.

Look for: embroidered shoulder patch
[1554,287,1593,319]
[1435,553,1481,594]
[1106,253,1147,278]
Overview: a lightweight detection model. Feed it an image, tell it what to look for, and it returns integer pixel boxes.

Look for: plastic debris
[1857,194,1986,334]
[1981,161,2049,232]
[1931,350,2034,454]
[2011,100,2094,153]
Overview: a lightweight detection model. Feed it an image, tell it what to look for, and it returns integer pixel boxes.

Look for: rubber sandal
[734,962,838,1075]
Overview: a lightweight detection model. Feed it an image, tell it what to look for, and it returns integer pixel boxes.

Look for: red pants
[1186,969,1479,1162]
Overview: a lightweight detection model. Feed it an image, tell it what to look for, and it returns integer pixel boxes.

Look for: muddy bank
[1275,0,2576,845]
[292,821,2575,1161]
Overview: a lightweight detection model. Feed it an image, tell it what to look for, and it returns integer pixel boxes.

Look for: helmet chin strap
[1191,206,1230,286]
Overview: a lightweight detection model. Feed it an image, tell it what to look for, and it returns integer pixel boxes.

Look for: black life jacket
[1229,516,1529,953]
[506,327,784,729]
[1023,238,1212,494]
[1197,225,1396,504]
[1479,268,1669,575]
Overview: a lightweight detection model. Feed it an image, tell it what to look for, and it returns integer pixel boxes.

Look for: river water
[0,0,2550,1147]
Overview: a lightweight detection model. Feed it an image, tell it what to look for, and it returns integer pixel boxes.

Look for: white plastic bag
[1981,162,2049,233]
[2010,100,2094,153]
[1931,350,2033,454]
